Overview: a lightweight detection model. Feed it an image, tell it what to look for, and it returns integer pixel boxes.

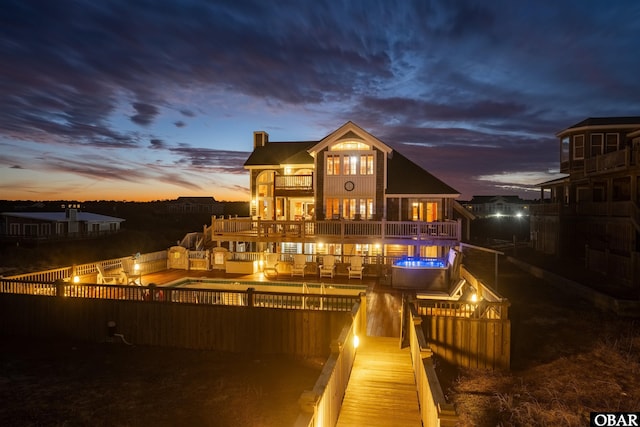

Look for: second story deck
[208,217,461,245]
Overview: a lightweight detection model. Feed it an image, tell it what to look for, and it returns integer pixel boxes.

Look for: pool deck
[141,268,403,338]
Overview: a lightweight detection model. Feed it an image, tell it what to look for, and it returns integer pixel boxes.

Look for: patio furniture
[291,254,307,277]
[348,256,364,279]
[263,253,280,278]
[96,264,122,284]
[121,258,142,285]
[319,255,336,278]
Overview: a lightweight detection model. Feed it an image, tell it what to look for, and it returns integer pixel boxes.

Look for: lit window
[327,155,340,175]
[360,154,373,175]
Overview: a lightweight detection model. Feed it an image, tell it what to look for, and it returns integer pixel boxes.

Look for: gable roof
[244,141,316,167]
[308,121,393,155]
[386,151,459,196]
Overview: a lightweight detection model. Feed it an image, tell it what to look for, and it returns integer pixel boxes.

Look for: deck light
[470,293,478,303]
[353,334,360,349]
[73,276,80,283]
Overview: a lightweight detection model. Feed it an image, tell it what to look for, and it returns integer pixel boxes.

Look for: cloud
[130,102,160,126]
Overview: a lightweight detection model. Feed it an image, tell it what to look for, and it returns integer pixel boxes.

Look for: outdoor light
[516,212,523,218]
[353,334,360,349]
[73,276,80,283]
[470,293,478,303]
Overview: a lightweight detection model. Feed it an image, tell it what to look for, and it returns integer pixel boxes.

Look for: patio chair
[96,264,122,284]
[319,255,336,278]
[291,254,307,277]
[121,258,142,285]
[263,253,280,278]
[348,256,364,279]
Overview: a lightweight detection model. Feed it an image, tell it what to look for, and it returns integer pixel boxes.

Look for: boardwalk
[336,336,422,427]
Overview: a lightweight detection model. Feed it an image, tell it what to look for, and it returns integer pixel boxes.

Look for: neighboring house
[166,197,223,215]
[209,121,470,261]
[0,207,125,240]
[530,116,640,288]
[462,195,530,218]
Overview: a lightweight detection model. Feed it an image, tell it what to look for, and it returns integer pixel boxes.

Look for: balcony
[274,174,313,195]
[208,218,461,245]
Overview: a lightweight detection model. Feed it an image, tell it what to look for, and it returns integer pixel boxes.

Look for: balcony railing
[274,174,313,191]
[210,218,461,243]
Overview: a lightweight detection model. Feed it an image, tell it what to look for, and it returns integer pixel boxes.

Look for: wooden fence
[408,304,458,426]
[0,291,354,358]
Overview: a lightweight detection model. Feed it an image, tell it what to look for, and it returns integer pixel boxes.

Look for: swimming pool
[165,278,367,296]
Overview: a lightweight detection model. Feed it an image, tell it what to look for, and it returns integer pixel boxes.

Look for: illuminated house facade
[531,117,640,289]
[208,122,469,267]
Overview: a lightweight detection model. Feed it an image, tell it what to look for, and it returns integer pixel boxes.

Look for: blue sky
[1,0,638,201]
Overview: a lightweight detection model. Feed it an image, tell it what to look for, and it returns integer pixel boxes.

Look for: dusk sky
[1,0,639,202]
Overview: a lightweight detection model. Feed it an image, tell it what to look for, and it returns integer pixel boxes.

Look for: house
[166,196,223,215]
[207,121,470,270]
[0,205,125,241]
[530,116,640,288]
[462,195,530,218]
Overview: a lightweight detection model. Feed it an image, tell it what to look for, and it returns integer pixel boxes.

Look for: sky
[1,0,639,202]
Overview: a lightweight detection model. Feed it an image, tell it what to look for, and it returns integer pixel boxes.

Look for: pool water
[393,258,446,268]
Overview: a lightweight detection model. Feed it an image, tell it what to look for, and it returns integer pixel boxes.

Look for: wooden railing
[584,146,635,174]
[408,304,458,427]
[211,217,461,242]
[275,174,313,191]
[295,294,366,427]
[0,279,360,312]
[4,251,168,282]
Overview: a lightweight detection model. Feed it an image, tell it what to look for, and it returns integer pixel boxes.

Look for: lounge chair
[121,258,142,285]
[319,255,336,278]
[348,256,364,279]
[291,254,307,277]
[96,264,122,284]
[263,253,280,278]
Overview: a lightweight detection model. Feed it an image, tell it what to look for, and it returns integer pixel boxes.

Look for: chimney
[253,131,269,148]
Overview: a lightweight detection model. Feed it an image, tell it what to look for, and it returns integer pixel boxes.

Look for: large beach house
[205,121,471,277]
[531,116,640,290]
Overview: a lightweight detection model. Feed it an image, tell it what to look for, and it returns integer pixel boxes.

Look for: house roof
[557,117,640,137]
[386,151,459,196]
[244,141,316,167]
[1,212,125,222]
[174,196,218,203]
[468,195,527,204]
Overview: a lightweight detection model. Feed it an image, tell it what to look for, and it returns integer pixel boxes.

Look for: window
[590,134,603,157]
[343,156,356,175]
[561,137,570,163]
[360,154,373,175]
[326,198,340,219]
[331,141,370,151]
[606,133,619,153]
[573,135,584,160]
[342,198,357,219]
[327,155,340,175]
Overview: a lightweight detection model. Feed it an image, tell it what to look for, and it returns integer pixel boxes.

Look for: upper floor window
[327,155,340,175]
[606,133,619,153]
[573,135,584,160]
[590,134,603,157]
[360,154,374,175]
[561,137,570,163]
[343,156,357,175]
[331,141,370,151]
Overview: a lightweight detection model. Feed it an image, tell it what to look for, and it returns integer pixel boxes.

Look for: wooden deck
[336,336,422,427]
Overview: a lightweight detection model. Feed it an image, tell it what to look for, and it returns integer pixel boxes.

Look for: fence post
[55,279,65,297]
[247,287,255,307]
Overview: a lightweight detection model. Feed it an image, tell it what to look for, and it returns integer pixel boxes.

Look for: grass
[446,257,640,426]
[0,337,322,427]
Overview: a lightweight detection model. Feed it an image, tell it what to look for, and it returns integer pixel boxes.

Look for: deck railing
[295,294,365,427]
[211,217,461,242]
[408,304,458,426]
[0,279,360,312]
